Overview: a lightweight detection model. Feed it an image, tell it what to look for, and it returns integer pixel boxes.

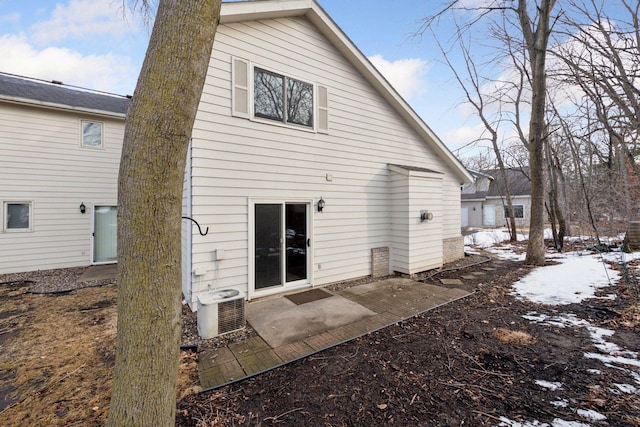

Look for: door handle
[307,238,311,247]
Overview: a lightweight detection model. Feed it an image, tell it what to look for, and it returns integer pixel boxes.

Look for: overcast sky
[0,0,496,155]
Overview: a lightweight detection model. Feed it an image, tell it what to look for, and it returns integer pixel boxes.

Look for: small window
[4,202,32,231]
[504,204,524,219]
[82,120,103,148]
[254,67,313,128]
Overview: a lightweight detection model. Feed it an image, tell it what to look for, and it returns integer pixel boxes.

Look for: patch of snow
[586,325,618,354]
[603,251,640,263]
[535,380,563,390]
[496,417,549,426]
[550,399,569,408]
[496,418,592,427]
[613,383,638,393]
[549,420,592,427]
[584,352,640,368]
[587,369,601,375]
[522,312,546,322]
[575,408,606,422]
[524,312,586,328]
[512,253,619,305]
[464,229,513,248]
[486,245,527,261]
[464,246,482,255]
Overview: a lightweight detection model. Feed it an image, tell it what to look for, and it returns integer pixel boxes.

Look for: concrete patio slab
[246,293,376,348]
[338,278,468,315]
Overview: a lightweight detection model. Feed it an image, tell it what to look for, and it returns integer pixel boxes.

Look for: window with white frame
[81,120,103,148]
[4,202,32,231]
[504,204,524,219]
[254,67,314,128]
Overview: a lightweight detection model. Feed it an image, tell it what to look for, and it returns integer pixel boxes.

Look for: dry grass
[493,327,537,346]
[0,283,200,426]
[0,285,116,425]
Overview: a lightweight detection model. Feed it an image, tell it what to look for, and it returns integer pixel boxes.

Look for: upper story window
[254,68,313,128]
[82,120,103,148]
[4,201,32,232]
[232,58,329,133]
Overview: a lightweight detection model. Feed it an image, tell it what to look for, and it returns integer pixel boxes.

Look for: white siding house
[182,0,472,306]
[0,74,128,274]
[461,168,532,229]
[0,0,472,308]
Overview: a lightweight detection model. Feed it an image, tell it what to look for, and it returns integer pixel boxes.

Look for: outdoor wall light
[317,197,325,212]
[79,202,86,214]
[420,210,433,222]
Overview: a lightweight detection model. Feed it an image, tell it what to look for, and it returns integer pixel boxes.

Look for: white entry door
[93,205,117,263]
[483,204,496,227]
[461,207,469,227]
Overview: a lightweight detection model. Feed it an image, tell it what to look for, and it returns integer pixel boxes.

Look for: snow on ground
[535,380,563,391]
[464,228,516,248]
[497,417,591,427]
[466,229,640,427]
[512,253,619,305]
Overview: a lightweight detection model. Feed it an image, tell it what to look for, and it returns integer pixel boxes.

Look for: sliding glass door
[254,202,309,291]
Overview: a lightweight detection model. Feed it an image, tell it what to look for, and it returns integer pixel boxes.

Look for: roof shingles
[0,73,130,115]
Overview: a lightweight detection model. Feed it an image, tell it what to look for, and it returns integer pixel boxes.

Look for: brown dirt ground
[1,241,639,426]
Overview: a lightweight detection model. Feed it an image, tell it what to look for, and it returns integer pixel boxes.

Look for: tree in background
[553,0,640,228]
[420,0,557,264]
[517,0,557,265]
[107,1,221,426]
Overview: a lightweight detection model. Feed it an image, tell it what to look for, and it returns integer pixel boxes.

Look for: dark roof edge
[0,72,130,117]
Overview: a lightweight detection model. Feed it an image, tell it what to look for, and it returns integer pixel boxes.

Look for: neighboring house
[461,168,532,229]
[0,0,473,308]
[0,73,128,274]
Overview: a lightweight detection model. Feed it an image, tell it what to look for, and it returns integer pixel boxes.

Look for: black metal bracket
[182,216,209,236]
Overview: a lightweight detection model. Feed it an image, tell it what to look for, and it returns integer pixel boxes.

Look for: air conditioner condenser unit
[197,289,246,338]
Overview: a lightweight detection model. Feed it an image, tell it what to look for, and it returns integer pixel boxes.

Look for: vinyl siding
[390,167,443,274]
[488,195,532,229]
[0,103,123,274]
[187,16,463,303]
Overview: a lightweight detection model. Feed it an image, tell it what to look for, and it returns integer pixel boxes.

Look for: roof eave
[0,94,127,119]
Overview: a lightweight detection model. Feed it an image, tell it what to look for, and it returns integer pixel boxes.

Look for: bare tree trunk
[518,0,556,266]
[107,1,221,426]
[545,138,565,251]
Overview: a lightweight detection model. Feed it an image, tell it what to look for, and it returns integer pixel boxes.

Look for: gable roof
[484,168,531,197]
[0,72,129,118]
[221,0,473,184]
[461,168,531,200]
